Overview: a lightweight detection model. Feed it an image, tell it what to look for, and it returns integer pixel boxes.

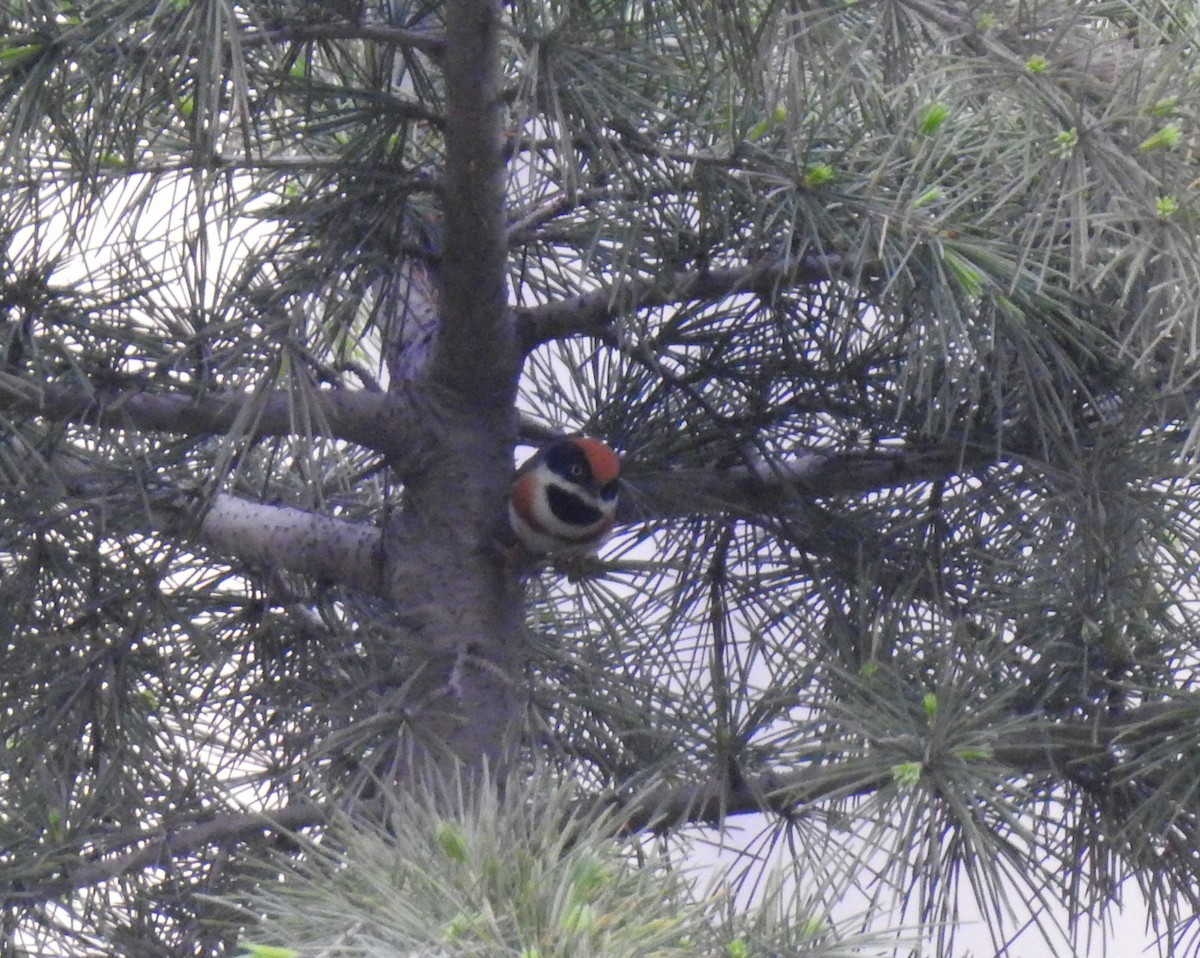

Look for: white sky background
[12,148,1170,958]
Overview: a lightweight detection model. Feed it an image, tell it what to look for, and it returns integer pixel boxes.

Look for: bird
[509,437,621,557]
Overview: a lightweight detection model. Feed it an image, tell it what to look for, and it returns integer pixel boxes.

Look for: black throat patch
[546,484,604,528]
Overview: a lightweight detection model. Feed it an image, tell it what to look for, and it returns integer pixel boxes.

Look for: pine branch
[618,702,1200,829]
[25,430,981,596]
[22,416,999,590]
[196,494,384,588]
[30,452,385,589]
[194,444,991,583]
[620,443,996,523]
[217,446,1003,581]
[0,802,328,905]
[242,22,446,57]
[516,253,861,350]
[15,700,1197,908]
[0,372,421,458]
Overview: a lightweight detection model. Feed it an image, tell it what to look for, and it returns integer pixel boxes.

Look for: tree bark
[374,0,522,777]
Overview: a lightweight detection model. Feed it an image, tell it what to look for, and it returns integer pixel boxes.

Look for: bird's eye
[568,463,586,480]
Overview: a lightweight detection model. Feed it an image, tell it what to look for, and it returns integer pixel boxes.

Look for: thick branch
[375,0,524,775]
[516,254,856,351]
[38,453,386,591]
[619,444,996,525]
[0,373,420,458]
[39,429,1000,598]
[182,448,982,590]
[197,494,384,589]
[42,437,993,588]
[430,0,516,402]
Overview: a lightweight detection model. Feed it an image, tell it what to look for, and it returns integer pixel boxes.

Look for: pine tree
[3,0,1200,954]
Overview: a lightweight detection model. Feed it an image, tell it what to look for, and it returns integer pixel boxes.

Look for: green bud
[943,251,983,297]
[1139,123,1183,152]
[892,761,922,787]
[1052,128,1078,157]
[913,187,941,208]
[918,102,951,135]
[1156,196,1179,219]
[238,945,299,958]
[436,821,469,864]
[1149,96,1179,117]
[803,163,834,188]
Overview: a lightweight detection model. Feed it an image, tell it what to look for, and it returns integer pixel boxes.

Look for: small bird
[509,437,621,557]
